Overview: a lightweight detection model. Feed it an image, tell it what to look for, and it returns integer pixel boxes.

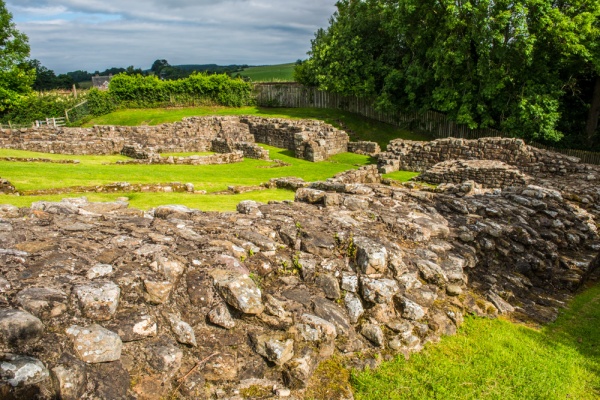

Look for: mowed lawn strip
[351,283,600,400]
[1,189,297,212]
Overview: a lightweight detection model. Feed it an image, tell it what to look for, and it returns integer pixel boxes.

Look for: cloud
[6,0,336,73]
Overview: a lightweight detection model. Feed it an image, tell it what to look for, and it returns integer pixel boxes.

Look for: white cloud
[6,0,336,73]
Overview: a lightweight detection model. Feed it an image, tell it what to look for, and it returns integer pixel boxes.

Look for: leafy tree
[299,0,600,144]
[151,59,170,74]
[0,0,35,113]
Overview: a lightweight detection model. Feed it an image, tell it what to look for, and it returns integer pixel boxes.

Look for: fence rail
[254,83,600,165]
[0,122,33,130]
[35,117,66,128]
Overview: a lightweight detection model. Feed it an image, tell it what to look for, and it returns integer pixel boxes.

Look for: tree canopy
[297,0,600,145]
[0,0,34,113]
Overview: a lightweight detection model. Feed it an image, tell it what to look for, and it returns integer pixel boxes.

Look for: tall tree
[299,0,600,144]
[0,0,35,113]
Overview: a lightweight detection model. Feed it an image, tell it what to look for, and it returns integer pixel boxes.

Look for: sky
[6,0,337,74]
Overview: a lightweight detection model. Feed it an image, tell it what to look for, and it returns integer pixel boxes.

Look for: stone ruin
[0,133,599,399]
[0,116,356,163]
[0,179,15,194]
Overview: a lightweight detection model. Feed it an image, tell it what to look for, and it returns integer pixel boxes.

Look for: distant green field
[238,63,295,82]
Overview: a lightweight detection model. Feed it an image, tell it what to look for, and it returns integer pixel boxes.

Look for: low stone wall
[0,178,15,194]
[0,157,79,164]
[348,141,381,156]
[378,137,585,175]
[116,151,244,166]
[22,181,197,196]
[241,117,349,162]
[0,116,349,162]
[416,160,531,188]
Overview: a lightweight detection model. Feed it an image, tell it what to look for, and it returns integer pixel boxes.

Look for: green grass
[0,146,371,192]
[352,284,600,400]
[238,63,295,82]
[0,189,295,212]
[159,151,215,157]
[0,146,393,210]
[383,170,421,182]
[84,106,430,148]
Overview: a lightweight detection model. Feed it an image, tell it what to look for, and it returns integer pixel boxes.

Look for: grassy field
[0,146,420,211]
[238,63,295,82]
[84,106,430,148]
[352,283,600,399]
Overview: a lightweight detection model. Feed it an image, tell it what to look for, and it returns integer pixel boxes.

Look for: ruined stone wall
[0,178,15,194]
[116,151,244,166]
[348,141,381,156]
[416,160,531,188]
[378,137,585,175]
[0,116,349,162]
[0,177,597,398]
[242,117,350,162]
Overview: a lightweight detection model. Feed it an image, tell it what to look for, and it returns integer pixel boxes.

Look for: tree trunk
[585,75,600,145]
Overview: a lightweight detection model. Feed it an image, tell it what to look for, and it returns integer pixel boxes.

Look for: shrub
[87,88,118,116]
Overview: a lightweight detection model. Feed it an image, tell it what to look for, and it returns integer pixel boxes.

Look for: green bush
[0,92,80,124]
[87,88,118,116]
[109,73,253,108]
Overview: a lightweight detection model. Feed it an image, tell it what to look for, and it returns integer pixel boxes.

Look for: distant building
[92,74,113,90]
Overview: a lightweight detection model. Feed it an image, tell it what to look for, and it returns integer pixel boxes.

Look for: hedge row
[1,73,255,124]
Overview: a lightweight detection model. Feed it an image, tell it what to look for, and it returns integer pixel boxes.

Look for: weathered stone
[253,334,295,366]
[132,374,171,400]
[164,312,197,347]
[341,272,359,293]
[66,324,122,363]
[106,311,157,342]
[361,324,385,347]
[86,263,113,280]
[51,354,87,400]
[208,304,236,329]
[151,256,186,282]
[487,291,515,314]
[415,259,447,287]
[202,352,238,381]
[446,284,463,296]
[344,292,365,324]
[399,297,427,321]
[361,278,400,304]
[0,354,49,387]
[143,280,173,304]
[146,335,183,375]
[73,281,120,321]
[283,349,318,390]
[15,287,67,321]
[312,297,350,335]
[0,309,44,345]
[296,314,337,341]
[316,273,341,299]
[210,270,264,315]
[87,361,130,400]
[354,236,388,274]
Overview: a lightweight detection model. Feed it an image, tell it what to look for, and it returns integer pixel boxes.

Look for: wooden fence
[254,83,600,165]
[35,117,66,128]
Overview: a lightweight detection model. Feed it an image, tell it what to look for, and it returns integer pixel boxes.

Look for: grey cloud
[11,1,336,73]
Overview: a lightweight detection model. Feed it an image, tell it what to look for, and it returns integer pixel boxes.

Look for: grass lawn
[0,146,371,192]
[238,63,295,82]
[83,106,430,149]
[352,283,600,399]
[1,189,296,212]
[0,146,393,210]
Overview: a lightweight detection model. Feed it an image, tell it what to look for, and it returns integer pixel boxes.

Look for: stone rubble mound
[0,174,597,398]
